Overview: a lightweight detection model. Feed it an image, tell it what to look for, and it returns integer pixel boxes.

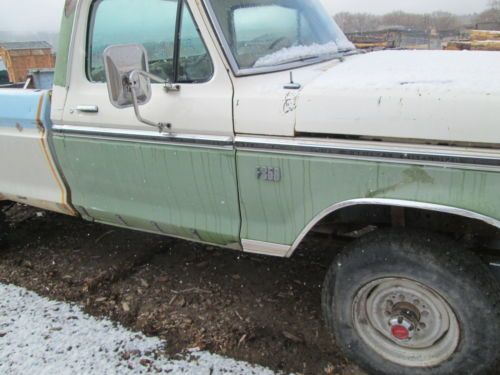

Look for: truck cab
[1,0,500,374]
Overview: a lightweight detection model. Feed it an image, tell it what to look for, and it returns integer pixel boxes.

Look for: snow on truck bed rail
[0,283,276,375]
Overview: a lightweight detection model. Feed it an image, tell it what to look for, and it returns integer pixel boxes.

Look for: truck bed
[0,88,73,215]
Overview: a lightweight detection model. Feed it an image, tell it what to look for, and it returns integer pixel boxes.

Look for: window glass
[208,0,354,70]
[88,0,178,82]
[177,5,214,83]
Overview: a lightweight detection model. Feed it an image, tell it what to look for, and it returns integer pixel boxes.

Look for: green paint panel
[54,4,76,87]
[52,136,241,246]
[237,151,500,245]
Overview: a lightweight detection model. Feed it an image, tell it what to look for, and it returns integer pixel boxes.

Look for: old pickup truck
[1,0,500,374]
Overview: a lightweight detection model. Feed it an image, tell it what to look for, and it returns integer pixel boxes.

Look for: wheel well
[294,203,500,254]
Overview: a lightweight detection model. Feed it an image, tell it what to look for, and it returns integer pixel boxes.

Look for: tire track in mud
[0,204,364,375]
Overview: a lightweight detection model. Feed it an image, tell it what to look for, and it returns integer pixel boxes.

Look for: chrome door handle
[76,105,99,113]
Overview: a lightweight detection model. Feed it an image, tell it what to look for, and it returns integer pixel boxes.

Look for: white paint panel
[241,239,290,257]
[233,60,341,136]
[0,127,71,213]
[296,50,500,145]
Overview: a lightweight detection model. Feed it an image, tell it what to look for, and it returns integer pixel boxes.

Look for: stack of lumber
[445,30,500,51]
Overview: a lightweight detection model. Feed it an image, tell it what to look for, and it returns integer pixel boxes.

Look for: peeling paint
[237,152,500,246]
[283,92,298,114]
[367,167,434,198]
[52,136,241,246]
[0,90,74,215]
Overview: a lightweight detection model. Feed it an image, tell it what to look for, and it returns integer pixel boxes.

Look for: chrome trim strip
[286,198,500,257]
[242,239,291,257]
[52,125,234,149]
[235,136,500,170]
[53,128,500,168]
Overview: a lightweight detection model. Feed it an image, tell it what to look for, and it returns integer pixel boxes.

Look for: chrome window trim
[286,198,500,257]
[52,125,234,150]
[235,135,500,171]
[201,0,355,77]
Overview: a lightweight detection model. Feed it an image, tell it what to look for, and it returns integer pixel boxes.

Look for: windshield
[206,0,355,71]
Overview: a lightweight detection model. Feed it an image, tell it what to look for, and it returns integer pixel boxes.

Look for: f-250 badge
[256,167,281,182]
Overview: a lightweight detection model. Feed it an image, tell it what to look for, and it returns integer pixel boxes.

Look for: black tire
[322,230,500,375]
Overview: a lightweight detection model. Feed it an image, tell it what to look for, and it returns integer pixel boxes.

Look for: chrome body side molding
[52,125,234,150]
[52,128,500,169]
[286,198,500,257]
[235,136,500,171]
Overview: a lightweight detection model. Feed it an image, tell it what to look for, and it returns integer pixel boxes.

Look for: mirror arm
[129,87,171,133]
[128,70,180,133]
[131,70,180,93]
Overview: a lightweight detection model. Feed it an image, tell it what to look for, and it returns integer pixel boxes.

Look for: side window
[87,0,212,84]
[177,5,213,83]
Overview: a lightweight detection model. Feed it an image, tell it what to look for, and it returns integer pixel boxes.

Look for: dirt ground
[0,204,364,375]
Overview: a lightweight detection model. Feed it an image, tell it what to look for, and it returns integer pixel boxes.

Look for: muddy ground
[0,204,364,375]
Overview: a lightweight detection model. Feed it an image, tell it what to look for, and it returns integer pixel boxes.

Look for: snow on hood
[306,50,500,93]
[295,50,500,145]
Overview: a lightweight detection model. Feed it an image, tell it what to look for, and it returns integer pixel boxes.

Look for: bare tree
[476,1,500,24]
[335,11,462,33]
[489,0,500,10]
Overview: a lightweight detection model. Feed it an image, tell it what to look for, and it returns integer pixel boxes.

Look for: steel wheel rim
[352,277,460,367]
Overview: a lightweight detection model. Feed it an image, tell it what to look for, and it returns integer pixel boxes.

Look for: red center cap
[391,324,410,340]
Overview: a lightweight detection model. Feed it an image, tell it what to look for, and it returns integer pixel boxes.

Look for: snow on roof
[0,283,276,374]
[0,41,53,51]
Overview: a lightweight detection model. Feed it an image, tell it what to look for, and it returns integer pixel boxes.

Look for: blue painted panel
[0,89,52,130]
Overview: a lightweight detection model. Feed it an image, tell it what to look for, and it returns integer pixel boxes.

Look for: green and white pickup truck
[1,0,500,373]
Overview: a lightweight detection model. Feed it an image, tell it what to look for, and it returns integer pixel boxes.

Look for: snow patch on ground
[253,40,354,68]
[0,283,277,375]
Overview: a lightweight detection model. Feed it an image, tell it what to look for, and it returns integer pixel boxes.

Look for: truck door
[52,0,240,247]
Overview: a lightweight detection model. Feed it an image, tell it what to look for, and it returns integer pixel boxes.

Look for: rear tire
[322,230,500,375]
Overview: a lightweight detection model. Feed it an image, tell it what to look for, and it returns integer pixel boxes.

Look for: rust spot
[283,92,297,114]
[35,94,46,133]
[366,166,434,198]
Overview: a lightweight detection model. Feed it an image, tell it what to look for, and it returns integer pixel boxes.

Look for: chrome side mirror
[103,44,151,109]
[103,44,179,133]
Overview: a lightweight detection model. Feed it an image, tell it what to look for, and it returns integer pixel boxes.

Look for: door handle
[76,105,99,113]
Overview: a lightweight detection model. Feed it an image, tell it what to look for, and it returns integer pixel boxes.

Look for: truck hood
[295,50,500,146]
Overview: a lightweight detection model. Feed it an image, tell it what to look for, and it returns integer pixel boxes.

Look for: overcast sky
[0,0,491,33]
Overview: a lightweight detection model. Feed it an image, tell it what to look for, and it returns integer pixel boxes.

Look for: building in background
[346,27,463,50]
[0,41,55,83]
[444,29,500,51]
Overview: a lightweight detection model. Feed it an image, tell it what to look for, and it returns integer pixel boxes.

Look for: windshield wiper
[271,55,320,67]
